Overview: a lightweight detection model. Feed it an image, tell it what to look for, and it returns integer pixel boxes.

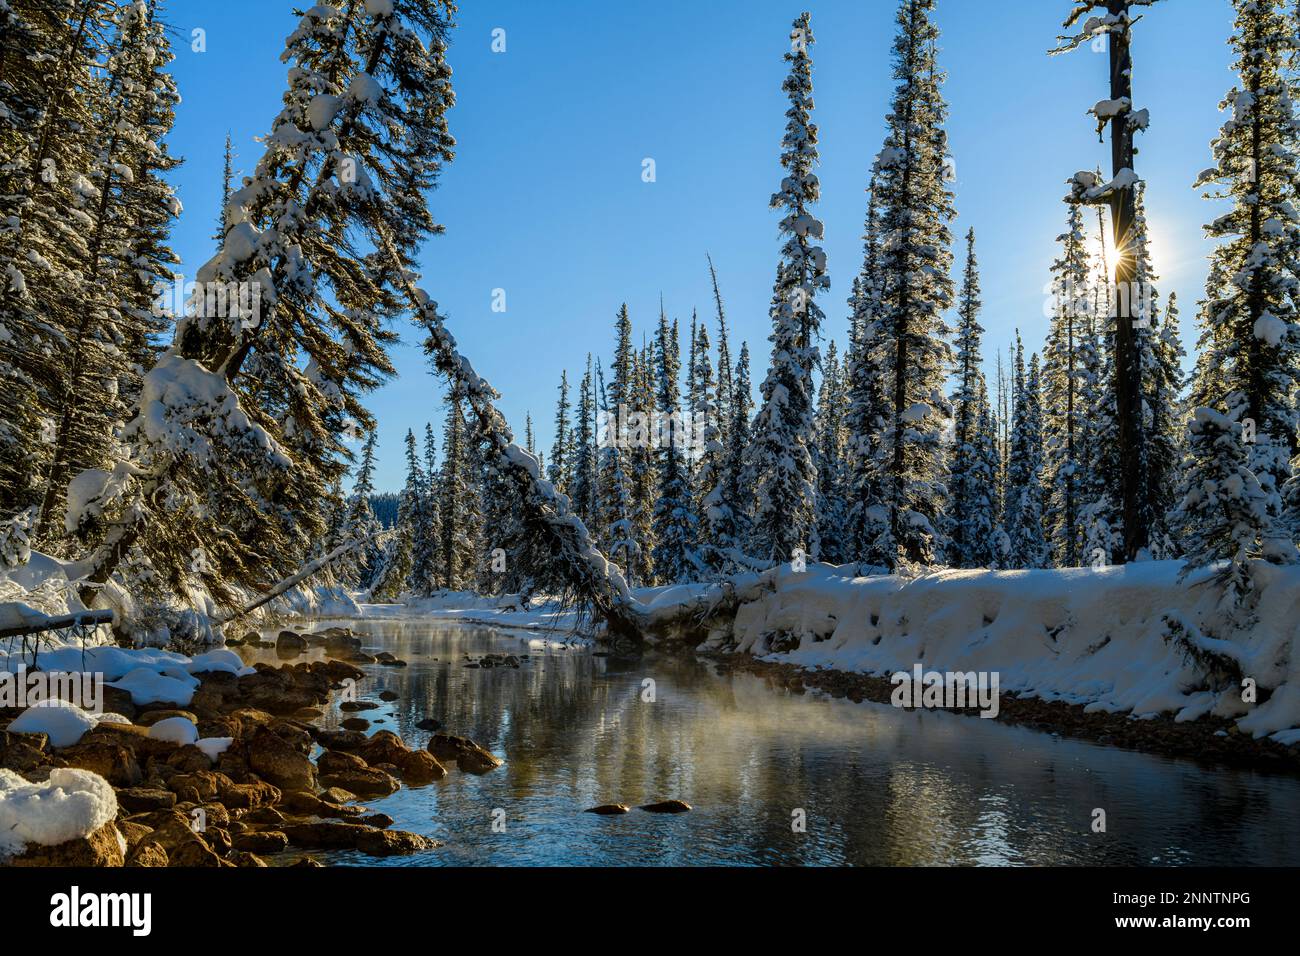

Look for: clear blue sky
[165,0,1237,492]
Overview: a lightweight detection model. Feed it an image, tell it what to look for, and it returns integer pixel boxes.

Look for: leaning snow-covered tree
[67,0,455,615]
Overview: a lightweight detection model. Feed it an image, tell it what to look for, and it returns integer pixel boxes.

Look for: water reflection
[239,618,1300,867]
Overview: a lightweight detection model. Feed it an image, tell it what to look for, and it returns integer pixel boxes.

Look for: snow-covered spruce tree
[627,346,657,584]
[1148,291,1186,557]
[1041,204,1090,567]
[596,350,635,576]
[0,0,119,521]
[548,369,573,496]
[970,378,1002,568]
[524,413,536,459]
[699,339,751,573]
[1004,340,1047,568]
[344,431,384,587]
[744,11,829,565]
[694,334,730,575]
[371,429,422,601]
[37,0,183,543]
[843,193,890,566]
[407,422,442,595]
[813,340,848,563]
[652,304,697,582]
[706,253,734,450]
[569,355,598,531]
[866,0,955,569]
[70,1,459,611]
[1054,0,1161,562]
[1177,404,1282,611]
[1191,0,1300,558]
[440,396,481,591]
[947,227,987,568]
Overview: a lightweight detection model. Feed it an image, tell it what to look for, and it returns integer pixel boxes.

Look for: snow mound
[148,716,198,745]
[712,561,1300,740]
[7,699,103,748]
[0,768,118,859]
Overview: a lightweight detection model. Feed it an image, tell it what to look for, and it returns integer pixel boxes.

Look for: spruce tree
[867,0,955,569]
[1041,204,1091,567]
[652,304,697,581]
[1191,0,1299,567]
[744,11,830,564]
[948,228,986,568]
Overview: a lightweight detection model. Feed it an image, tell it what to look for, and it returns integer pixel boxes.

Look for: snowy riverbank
[656,561,1300,746]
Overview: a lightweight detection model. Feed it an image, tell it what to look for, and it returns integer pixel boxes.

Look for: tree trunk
[1106,0,1145,563]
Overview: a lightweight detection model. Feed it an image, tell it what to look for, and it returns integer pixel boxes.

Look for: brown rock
[136,709,199,728]
[116,787,177,813]
[6,821,125,867]
[639,800,692,813]
[427,734,502,774]
[0,730,50,774]
[233,830,289,854]
[230,850,269,867]
[220,780,280,810]
[57,741,143,787]
[356,828,435,856]
[585,804,631,815]
[247,727,317,791]
[340,717,370,731]
[125,840,169,867]
[319,766,400,798]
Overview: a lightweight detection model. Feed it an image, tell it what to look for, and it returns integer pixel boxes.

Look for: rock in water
[426,734,502,774]
[639,800,692,814]
[584,804,631,815]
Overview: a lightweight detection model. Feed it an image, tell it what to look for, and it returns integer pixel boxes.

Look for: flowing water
[238,617,1300,867]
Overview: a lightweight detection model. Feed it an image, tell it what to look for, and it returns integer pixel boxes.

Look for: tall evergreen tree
[1042,204,1091,567]
[548,369,573,495]
[1190,0,1300,569]
[652,304,697,581]
[744,11,830,564]
[867,0,955,569]
[813,340,849,562]
[569,354,598,530]
[1005,347,1047,569]
[948,227,986,568]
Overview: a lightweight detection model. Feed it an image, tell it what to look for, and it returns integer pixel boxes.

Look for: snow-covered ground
[678,561,1300,745]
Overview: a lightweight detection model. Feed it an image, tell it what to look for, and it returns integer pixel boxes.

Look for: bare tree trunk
[1106,0,1146,563]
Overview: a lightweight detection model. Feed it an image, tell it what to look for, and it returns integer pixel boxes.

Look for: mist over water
[242,619,1300,867]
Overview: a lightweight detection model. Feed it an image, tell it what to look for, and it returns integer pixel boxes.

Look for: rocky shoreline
[0,626,501,867]
[706,653,1300,776]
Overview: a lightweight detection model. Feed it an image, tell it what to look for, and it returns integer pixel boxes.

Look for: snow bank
[701,561,1300,742]
[0,768,118,859]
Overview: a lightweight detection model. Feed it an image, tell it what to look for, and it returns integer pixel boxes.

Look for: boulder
[247,728,317,791]
[116,787,177,813]
[233,830,289,854]
[276,631,308,654]
[125,840,169,867]
[6,821,125,867]
[585,804,631,815]
[340,717,370,732]
[356,828,435,856]
[639,800,692,813]
[0,730,50,774]
[427,734,502,774]
[56,740,143,787]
